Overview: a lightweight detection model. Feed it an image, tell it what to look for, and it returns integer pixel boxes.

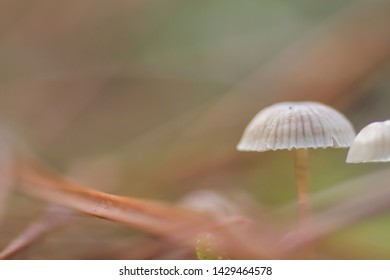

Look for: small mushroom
[347,120,390,163]
[237,101,356,254]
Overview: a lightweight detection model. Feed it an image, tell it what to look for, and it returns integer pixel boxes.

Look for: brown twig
[0,206,75,260]
[16,160,208,237]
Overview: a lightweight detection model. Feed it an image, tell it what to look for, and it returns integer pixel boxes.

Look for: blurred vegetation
[0,0,389,259]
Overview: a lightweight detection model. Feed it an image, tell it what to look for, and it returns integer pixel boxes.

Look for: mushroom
[347,120,390,163]
[237,101,356,252]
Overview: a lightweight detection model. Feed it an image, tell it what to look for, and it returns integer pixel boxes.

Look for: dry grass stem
[17,160,208,237]
[0,206,75,259]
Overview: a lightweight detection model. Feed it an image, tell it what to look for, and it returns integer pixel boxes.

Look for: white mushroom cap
[346,120,390,163]
[237,101,356,152]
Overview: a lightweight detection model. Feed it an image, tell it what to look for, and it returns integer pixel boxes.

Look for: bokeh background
[0,0,389,259]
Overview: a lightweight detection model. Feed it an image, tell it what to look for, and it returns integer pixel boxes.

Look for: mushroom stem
[294,148,313,258]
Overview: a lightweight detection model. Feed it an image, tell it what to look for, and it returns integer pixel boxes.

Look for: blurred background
[0,0,389,259]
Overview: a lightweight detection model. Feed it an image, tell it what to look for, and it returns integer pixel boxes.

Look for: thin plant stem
[0,206,74,260]
[17,161,207,236]
[294,148,313,258]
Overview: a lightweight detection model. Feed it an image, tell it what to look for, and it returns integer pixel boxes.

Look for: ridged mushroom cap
[346,120,390,163]
[237,101,356,152]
